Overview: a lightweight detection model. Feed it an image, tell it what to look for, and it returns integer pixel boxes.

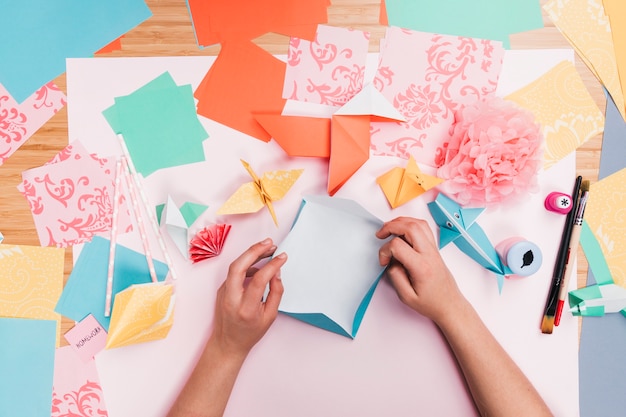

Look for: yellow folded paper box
[106,282,175,349]
[377,156,444,209]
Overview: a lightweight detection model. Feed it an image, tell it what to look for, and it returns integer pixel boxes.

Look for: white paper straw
[105,158,123,317]
[121,156,158,283]
[116,134,178,280]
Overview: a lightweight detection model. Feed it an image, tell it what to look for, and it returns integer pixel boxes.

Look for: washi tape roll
[544,192,573,214]
[496,237,542,277]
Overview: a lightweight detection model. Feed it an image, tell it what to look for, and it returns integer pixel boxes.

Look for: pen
[554,180,589,326]
[541,175,582,334]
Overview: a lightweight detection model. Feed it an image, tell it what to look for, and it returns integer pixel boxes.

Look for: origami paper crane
[157,196,208,258]
[427,193,511,292]
[217,160,303,227]
[274,195,388,338]
[105,282,175,349]
[256,83,404,196]
[189,224,231,263]
[377,156,444,208]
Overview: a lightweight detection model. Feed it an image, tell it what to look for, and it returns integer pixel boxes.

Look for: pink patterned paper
[64,314,108,363]
[52,346,108,417]
[370,27,504,167]
[283,25,370,107]
[0,82,66,165]
[17,142,132,248]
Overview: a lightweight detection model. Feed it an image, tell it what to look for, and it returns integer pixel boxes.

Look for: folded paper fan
[105,282,175,349]
[189,224,232,263]
[217,159,303,227]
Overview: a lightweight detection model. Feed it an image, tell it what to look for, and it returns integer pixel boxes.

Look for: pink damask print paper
[52,346,108,417]
[0,82,66,165]
[283,25,370,107]
[371,27,504,167]
[17,142,132,248]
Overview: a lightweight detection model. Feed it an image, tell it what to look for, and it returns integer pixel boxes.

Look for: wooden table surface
[0,0,603,339]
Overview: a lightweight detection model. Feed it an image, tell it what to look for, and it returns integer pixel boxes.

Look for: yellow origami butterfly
[217,160,303,226]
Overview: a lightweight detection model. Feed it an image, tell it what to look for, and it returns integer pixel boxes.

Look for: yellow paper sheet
[0,244,64,344]
[602,0,626,118]
[544,0,625,120]
[106,282,174,349]
[584,167,626,288]
[506,60,604,169]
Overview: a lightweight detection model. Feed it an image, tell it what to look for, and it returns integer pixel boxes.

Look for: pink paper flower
[435,97,543,206]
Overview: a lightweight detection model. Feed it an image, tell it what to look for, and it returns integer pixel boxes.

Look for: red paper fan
[189,224,231,263]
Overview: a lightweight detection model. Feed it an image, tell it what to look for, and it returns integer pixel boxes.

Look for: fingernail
[260,238,271,245]
[269,245,277,252]
[275,252,287,259]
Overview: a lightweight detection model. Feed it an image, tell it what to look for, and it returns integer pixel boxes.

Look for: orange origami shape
[377,156,444,208]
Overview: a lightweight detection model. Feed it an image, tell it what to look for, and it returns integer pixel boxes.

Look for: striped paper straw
[105,158,123,317]
[116,134,178,280]
[121,156,158,283]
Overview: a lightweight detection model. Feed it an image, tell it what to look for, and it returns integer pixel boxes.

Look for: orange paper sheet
[255,113,331,157]
[187,0,328,46]
[380,0,388,26]
[328,115,370,196]
[95,36,123,54]
[195,41,287,142]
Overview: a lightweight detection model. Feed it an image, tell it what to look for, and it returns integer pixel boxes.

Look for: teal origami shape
[427,193,510,292]
[274,195,387,338]
[570,222,626,317]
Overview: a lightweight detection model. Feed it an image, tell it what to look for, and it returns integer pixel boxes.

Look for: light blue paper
[579,89,626,417]
[428,193,510,292]
[55,236,168,331]
[0,0,152,103]
[384,0,543,49]
[0,317,56,417]
[275,195,387,338]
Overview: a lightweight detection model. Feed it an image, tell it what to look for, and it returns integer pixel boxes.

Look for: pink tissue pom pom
[435,97,543,206]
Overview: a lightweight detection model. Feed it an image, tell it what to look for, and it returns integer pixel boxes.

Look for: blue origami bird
[427,193,511,293]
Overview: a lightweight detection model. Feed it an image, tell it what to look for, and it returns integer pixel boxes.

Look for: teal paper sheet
[0,317,56,417]
[55,236,168,331]
[384,0,543,48]
[0,0,152,102]
[103,71,208,176]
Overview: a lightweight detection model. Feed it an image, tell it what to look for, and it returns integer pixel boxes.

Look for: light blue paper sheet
[275,195,386,338]
[0,317,56,417]
[384,0,543,48]
[579,90,626,416]
[0,0,152,102]
[55,236,168,331]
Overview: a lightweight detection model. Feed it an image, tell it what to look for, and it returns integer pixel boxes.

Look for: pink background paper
[64,314,108,363]
[52,346,108,417]
[0,82,66,165]
[283,25,370,107]
[17,142,132,248]
[66,56,578,417]
[371,27,504,167]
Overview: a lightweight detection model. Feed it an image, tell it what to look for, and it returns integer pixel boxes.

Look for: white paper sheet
[66,51,579,417]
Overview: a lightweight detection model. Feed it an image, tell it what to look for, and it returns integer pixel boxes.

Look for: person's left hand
[210,238,286,359]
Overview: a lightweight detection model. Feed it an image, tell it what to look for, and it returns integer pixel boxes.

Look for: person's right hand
[376,217,465,325]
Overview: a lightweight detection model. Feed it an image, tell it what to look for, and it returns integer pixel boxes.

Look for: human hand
[376,217,465,325]
[210,238,286,359]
